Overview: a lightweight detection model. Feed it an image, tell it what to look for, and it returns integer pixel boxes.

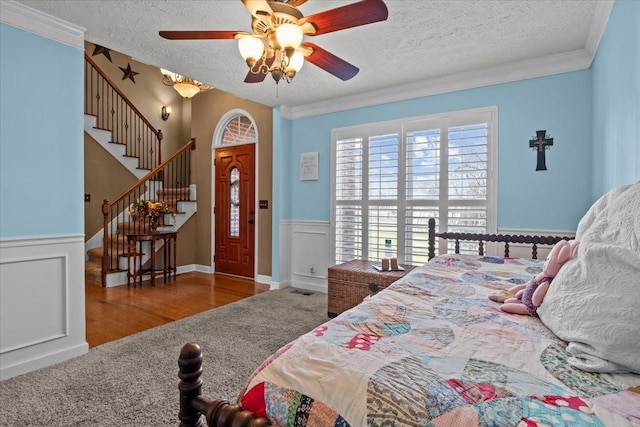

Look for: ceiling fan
[159,0,388,85]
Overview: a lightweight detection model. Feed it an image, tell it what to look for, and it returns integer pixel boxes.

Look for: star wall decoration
[119,63,139,83]
[91,44,112,62]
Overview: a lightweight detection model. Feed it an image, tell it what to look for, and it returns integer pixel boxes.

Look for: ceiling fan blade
[299,0,388,36]
[301,43,359,81]
[244,55,276,83]
[241,0,274,22]
[159,30,246,40]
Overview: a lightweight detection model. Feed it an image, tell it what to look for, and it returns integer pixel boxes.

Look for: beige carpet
[0,288,327,426]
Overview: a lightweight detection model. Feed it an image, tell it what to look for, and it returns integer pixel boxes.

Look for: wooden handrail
[108,138,195,209]
[85,54,161,141]
[85,54,163,166]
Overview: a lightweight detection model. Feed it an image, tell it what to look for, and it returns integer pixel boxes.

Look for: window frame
[330,106,498,265]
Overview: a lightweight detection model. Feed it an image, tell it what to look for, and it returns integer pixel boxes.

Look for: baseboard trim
[270,279,288,290]
[0,340,88,381]
[179,265,272,285]
[288,281,328,294]
[256,274,272,285]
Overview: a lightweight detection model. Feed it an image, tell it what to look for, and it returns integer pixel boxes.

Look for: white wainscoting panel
[279,220,330,293]
[1,256,66,351]
[274,221,292,289]
[0,236,88,380]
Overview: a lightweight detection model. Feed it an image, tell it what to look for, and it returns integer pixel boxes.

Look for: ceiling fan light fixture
[161,68,212,98]
[270,67,283,83]
[160,68,177,81]
[160,0,389,85]
[238,36,265,67]
[173,82,201,98]
[275,23,303,52]
[287,50,304,73]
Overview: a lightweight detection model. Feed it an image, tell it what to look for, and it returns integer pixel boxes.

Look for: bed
[177,183,640,427]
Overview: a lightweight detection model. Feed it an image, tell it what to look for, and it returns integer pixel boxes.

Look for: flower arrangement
[128,199,176,230]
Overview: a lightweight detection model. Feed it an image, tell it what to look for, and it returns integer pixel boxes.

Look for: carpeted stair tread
[84,261,103,286]
[85,260,127,287]
[87,245,142,258]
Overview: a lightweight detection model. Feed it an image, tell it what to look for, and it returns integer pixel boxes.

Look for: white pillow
[538,182,640,373]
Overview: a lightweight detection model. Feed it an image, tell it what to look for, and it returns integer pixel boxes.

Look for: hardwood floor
[85,272,270,348]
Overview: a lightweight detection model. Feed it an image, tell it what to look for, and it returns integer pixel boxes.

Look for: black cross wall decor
[529,130,554,171]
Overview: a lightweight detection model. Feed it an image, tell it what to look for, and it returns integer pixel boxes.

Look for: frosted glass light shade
[276,24,303,49]
[286,50,304,72]
[173,82,201,98]
[238,36,265,63]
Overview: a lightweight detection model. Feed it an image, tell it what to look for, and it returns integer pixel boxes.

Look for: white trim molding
[585,1,614,62]
[256,274,272,286]
[279,220,330,293]
[282,49,592,119]
[0,235,88,380]
[0,0,85,49]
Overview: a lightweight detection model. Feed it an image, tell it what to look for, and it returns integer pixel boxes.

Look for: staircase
[83,53,197,287]
[84,176,197,287]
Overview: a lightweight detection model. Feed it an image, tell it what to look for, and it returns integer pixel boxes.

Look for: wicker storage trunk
[327,260,415,317]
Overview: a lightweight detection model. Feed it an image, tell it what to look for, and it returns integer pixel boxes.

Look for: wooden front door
[214,144,255,278]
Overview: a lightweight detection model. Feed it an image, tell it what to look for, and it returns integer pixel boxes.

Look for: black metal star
[119,63,139,83]
[91,44,112,62]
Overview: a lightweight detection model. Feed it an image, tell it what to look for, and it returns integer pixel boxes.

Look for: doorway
[214,144,255,277]
[212,111,258,278]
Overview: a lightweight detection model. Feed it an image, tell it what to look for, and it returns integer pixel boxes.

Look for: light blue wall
[0,24,84,239]
[271,108,294,281]
[591,0,640,200]
[285,71,592,231]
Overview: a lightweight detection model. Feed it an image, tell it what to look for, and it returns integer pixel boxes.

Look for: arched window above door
[220,113,256,146]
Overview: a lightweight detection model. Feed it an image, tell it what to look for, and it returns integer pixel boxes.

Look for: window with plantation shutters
[331,107,497,265]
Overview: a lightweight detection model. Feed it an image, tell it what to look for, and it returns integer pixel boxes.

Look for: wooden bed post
[178,343,204,427]
[178,343,277,427]
[428,218,436,260]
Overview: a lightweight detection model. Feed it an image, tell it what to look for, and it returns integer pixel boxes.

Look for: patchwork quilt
[240,255,640,426]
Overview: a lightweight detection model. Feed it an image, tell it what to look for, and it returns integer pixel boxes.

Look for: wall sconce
[161,105,171,121]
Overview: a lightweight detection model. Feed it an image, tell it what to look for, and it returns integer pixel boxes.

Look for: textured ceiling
[14,0,609,113]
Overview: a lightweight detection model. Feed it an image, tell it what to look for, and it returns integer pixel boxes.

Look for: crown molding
[0,0,85,49]
[282,49,592,120]
[281,2,613,120]
[585,0,614,62]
